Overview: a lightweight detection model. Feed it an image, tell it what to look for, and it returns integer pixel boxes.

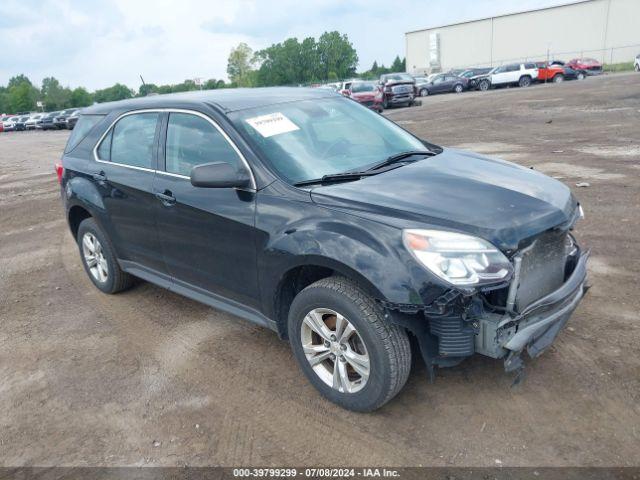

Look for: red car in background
[566,58,603,75]
[536,62,587,82]
[343,81,384,113]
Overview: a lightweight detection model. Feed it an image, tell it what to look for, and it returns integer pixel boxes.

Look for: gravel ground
[0,72,638,467]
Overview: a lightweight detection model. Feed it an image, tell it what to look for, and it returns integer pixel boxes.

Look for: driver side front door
[152,111,261,310]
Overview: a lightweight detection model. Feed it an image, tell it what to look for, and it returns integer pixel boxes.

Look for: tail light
[55,162,64,184]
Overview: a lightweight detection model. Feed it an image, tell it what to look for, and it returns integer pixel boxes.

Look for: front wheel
[635,63,639,72]
[288,277,411,412]
[478,79,490,91]
[420,88,428,97]
[553,74,564,83]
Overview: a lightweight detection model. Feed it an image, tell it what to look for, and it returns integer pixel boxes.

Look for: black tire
[288,276,411,412]
[577,71,586,80]
[478,79,490,91]
[553,74,564,83]
[420,88,428,97]
[454,83,463,93]
[518,75,532,87]
[382,97,389,109]
[634,64,639,72]
[77,217,133,294]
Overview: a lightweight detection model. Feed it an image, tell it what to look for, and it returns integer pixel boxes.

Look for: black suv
[58,88,589,411]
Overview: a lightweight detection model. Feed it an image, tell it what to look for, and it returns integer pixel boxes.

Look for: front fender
[257,207,431,319]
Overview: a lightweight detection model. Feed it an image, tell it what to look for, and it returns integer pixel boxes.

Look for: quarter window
[100,113,159,169]
[165,113,241,177]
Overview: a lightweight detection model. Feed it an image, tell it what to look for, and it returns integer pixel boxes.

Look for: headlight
[402,229,513,286]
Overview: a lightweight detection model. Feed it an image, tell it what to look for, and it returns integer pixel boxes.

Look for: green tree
[227,43,256,87]
[41,77,72,110]
[5,75,38,112]
[138,83,159,97]
[391,55,405,72]
[8,82,39,112]
[317,31,358,81]
[93,83,133,103]
[70,87,93,107]
[0,86,10,113]
[8,74,33,89]
[203,78,226,90]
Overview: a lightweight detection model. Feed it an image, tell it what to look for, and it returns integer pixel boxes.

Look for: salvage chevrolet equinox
[58,87,589,411]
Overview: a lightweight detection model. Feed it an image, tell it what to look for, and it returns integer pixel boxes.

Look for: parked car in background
[418,73,468,96]
[476,63,539,91]
[25,113,43,130]
[345,81,383,112]
[634,54,639,72]
[54,109,78,129]
[65,109,81,129]
[337,79,359,95]
[379,72,416,108]
[536,62,587,82]
[2,116,19,131]
[0,122,3,133]
[460,67,493,90]
[566,58,602,75]
[15,115,30,131]
[39,111,61,130]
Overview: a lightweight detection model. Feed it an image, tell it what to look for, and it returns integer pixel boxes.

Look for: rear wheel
[454,83,464,93]
[519,75,532,87]
[77,218,133,294]
[288,277,411,412]
[635,63,639,72]
[576,71,586,80]
[553,74,564,83]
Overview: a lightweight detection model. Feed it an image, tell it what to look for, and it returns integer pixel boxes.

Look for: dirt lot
[1,73,639,467]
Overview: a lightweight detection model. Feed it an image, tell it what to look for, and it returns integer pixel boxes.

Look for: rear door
[93,111,167,273]
[152,111,260,309]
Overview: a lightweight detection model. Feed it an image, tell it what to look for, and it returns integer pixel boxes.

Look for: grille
[392,85,412,94]
[515,229,567,311]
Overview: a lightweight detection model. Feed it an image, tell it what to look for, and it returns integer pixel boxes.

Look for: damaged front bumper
[476,248,589,372]
[387,243,590,381]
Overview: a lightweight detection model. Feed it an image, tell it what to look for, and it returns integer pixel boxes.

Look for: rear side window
[506,64,519,72]
[525,63,536,69]
[64,115,104,153]
[165,113,241,177]
[97,113,159,169]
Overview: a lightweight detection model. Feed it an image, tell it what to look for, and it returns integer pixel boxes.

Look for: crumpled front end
[389,226,589,380]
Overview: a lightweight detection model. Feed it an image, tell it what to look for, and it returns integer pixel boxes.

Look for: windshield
[382,73,413,82]
[350,82,376,93]
[231,97,428,184]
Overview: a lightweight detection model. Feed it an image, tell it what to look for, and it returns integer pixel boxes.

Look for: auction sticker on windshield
[245,112,299,137]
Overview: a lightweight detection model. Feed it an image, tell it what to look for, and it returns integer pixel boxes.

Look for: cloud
[0,0,571,91]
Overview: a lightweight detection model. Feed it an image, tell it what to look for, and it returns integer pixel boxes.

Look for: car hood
[310,148,577,252]
[351,92,377,100]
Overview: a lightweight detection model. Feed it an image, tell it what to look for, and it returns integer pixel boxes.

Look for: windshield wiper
[363,150,436,172]
[293,171,377,187]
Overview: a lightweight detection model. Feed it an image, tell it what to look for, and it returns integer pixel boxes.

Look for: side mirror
[190,162,251,189]
[340,89,350,96]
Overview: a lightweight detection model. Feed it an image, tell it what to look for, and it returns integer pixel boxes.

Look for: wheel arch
[272,257,386,339]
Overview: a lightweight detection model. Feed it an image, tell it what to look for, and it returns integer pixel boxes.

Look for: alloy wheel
[82,232,108,283]
[300,308,370,394]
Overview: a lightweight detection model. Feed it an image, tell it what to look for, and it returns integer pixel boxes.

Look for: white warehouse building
[405,0,640,74]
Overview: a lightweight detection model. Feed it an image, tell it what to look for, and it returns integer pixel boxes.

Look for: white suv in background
[477,63,539,90]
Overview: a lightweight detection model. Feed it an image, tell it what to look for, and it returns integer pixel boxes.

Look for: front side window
[231,96,428,184]
[507,64,520,72]
[99,113,159,168]
[165,113,241,177]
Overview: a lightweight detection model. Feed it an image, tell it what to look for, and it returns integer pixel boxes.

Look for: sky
[0,0,576,91]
